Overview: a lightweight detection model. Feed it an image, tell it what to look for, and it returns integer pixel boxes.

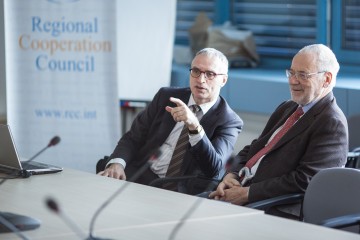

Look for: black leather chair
[346,147,360,169]
[96,156,109,174]
[348,114,360,151]
[246,167,360,233]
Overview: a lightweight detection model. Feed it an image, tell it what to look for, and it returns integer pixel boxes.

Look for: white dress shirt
[107,94,217,177]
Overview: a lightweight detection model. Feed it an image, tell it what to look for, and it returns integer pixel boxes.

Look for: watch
[188,125,203,135]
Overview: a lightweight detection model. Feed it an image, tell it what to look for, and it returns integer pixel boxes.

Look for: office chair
[346,147,360,169]
[246,167,360,233]
[348,114,360,151]
[96,156,109,174]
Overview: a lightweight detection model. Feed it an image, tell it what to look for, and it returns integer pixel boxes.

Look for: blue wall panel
[227,77,290,114]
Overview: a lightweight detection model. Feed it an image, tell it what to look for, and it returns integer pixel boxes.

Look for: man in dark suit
[209,44,348,218]
[98,48,243,194]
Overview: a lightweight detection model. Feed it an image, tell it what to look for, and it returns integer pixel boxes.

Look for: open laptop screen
[0,124,63,175]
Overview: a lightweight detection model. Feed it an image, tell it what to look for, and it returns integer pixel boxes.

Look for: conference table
[0,168,359,240]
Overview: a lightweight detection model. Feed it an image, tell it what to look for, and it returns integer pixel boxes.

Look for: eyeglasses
[189,68,226,80]
[286,69,326,81]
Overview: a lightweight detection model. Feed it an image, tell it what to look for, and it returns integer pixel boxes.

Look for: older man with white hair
[209,44,349,219]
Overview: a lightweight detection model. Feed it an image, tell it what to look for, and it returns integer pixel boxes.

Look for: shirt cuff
[106,158,126,169]
[188,129,204,146]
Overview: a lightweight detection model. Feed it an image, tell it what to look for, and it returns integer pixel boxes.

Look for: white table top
[1,168,358,240]
[0,168,260,239]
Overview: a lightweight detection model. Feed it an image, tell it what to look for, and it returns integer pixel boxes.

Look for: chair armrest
[245,193,304,211]
[352,147,360,152]
[321,213,360,229]
[346,151,360,168]
[96,156,109,174]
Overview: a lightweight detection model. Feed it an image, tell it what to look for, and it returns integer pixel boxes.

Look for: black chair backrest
[346,148,360,169]
[96,156,109,173]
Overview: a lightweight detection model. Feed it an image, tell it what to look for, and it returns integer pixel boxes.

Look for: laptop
[0,124,63,176]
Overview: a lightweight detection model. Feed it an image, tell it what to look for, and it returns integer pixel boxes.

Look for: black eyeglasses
[189,68,226,80]
[286,69,326,81]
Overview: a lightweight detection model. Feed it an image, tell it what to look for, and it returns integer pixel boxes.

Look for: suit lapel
[271,92,334,151]
[200,97,221,132]
[157,90,191,144]
[253,105,295,152]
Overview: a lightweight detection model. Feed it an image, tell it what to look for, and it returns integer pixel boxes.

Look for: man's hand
[165,97,199,130]
[209,173,240,200]
[219,186,249,205]
[97,163,126,180]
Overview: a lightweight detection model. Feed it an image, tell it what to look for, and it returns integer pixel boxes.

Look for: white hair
[297,44,340,79]
[195,48,229,74]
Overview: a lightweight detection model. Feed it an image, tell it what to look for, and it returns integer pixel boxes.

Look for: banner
[4,0,120,173]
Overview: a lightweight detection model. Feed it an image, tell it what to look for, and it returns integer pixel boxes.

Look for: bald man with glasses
[209,44,348,219]
[98,48,243,194]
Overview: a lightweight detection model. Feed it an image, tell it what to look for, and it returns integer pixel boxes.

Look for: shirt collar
[188,94,217,115]
[300,98,319,113]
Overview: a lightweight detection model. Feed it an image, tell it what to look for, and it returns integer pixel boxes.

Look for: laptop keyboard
[22,162,45,170]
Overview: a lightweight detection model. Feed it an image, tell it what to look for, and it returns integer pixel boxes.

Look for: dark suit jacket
[108,87,243,190]
[231,91,348,203]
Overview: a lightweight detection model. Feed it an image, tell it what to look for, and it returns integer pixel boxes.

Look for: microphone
[46,198,88,239]
[167,155,236,240]
[20,136,61,178]
[45,149,162,240]
[0,214,31,239]
[23,136,61,163]
[88,148,162,239]
[0,136,61,235]
[167,184,213,240]
[0,135,61,181]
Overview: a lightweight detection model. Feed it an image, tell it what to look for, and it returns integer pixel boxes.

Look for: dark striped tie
[163,105,200,190]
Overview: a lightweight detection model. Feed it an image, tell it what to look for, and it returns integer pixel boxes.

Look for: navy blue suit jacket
[109,87,243,186]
